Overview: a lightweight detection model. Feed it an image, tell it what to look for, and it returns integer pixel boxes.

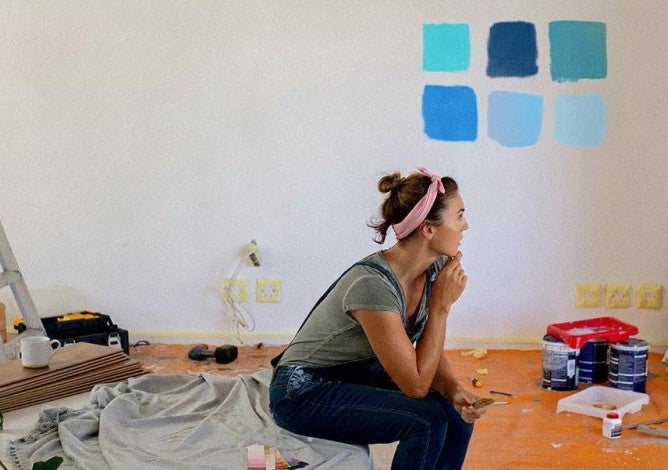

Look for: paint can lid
[611,338,648,351]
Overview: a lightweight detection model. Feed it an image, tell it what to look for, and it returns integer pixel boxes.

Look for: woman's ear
[420,221,434,239]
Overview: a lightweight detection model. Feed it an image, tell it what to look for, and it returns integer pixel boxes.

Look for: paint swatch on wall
[549,21,607,82]
[554,93,607,147]
[488,91,543,147]
[487,21,538,78]
[422,85,477,141]
[423,23,470,72]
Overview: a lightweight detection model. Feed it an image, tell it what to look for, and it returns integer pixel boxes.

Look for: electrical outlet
[256,278,281,303]
[637,283,663,309]
[575,283,601,308]
[605,284,631,308]
[223,278,249,303]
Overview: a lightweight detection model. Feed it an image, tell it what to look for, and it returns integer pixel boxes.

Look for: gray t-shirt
[277,251,445,368]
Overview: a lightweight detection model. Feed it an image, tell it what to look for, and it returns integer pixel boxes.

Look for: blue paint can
[578,338,609,384]
[609,338,648,393]
[542,334,579,390]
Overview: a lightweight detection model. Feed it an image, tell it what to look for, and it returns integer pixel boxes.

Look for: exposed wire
[221,242,258,344]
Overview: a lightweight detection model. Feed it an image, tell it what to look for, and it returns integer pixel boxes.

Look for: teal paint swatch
[423,23,470,72]
[549,21,607,82]
[488,91,543,147]
[422,85,477,141]
[554,93,607,147]
[487,21,538,78]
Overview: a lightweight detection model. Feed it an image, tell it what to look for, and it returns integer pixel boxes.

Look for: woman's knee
[401,396,449,440]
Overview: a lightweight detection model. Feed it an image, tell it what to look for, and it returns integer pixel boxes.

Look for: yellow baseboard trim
[128,330,666,352]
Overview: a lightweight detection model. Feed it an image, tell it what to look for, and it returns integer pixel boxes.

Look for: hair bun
[377,172,403,194]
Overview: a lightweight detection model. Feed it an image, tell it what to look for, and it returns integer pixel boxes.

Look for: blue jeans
[269,361,474,470]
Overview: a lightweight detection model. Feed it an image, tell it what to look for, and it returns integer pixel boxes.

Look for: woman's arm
[353,305,448,398]
[433,353,486,422]
[352,253,466,399]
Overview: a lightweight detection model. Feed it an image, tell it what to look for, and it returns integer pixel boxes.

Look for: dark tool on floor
[188,344,238,364]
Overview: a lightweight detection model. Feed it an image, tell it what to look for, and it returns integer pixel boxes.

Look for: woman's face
[430,192,469,257]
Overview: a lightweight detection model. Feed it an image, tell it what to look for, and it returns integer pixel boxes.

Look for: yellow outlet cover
[605,284,631,308]
[575,283,601,308]
[256,278,282,303]
[223,278,249,303]
[637,284,663,309]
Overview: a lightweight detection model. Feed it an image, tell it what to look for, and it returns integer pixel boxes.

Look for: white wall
[1,1,666,348]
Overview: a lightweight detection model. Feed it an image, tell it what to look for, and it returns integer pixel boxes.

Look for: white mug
[20,336,61,368]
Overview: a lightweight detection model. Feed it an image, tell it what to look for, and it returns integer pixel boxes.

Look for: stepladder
[0,218,45,362]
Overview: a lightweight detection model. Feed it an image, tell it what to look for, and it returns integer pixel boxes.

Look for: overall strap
[270,260,399,367]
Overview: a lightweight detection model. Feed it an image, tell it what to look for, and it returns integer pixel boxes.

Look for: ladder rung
[0,270,22,289]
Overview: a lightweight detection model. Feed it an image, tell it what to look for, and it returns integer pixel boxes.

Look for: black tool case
[41,311,130,354]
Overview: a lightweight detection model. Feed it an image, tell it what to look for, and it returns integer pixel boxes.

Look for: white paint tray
[556,386,649,418]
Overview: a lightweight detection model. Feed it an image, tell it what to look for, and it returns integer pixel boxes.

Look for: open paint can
[578,338,609,384]
[609,338,648,392]
[542,334,579,391]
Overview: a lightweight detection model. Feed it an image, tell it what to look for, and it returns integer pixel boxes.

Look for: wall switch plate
[605,284,631,308]
[223,278,249,303]
[256,278,282,303]
[637,283,663,309]
[575,283,601,307]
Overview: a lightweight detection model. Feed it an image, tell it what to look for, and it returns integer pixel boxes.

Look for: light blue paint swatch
[488,91,543,147]
[422,85,477,141]
[423,23,470,72]
[554,93,607,147]
[549,21,607,82]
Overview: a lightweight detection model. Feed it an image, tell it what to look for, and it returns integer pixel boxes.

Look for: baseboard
[129,329,667,354]
[129,329,293,347]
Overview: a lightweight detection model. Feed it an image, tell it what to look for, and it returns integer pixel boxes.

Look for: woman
[269,167,484,469]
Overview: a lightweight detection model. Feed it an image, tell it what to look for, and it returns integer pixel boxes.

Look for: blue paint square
[487,21,538,78]
[422,85,477,141]
[554,93,607,147]
[550,21,607,82]
[488,91,543,147]
[423,23,470,72]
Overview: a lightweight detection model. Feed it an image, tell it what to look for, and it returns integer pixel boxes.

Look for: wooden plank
[0,342,150,411]
[0,342,126,389]
[0,362,148,409]
[0,368,149,412]
[0,352,129,397]
[0,359,146,402]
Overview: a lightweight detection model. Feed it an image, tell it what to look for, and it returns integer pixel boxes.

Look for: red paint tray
[546,316,638,349]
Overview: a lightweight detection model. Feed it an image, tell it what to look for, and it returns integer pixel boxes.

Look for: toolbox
[41,311,130,355]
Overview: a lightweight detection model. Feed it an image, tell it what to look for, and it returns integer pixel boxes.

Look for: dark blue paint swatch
[487,21,538,78]
[422,85,477,142]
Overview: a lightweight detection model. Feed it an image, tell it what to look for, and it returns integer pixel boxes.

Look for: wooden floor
[129,343,668,469]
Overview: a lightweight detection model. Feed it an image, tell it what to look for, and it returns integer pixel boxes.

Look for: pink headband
[392,167,445,240]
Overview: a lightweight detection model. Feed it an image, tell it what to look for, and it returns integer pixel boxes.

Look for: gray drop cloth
[7,369,372,469]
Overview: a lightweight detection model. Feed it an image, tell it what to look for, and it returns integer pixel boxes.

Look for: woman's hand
[451,387,486,424]
[430,251,467,315]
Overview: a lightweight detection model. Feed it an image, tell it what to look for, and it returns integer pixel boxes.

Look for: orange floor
[129,343,668,469]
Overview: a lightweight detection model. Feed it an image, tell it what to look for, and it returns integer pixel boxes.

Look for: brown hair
[369,170,459,244]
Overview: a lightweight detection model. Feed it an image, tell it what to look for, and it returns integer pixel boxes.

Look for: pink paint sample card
[246,444,308,470]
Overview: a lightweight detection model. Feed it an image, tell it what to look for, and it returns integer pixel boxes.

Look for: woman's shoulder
[353,251,394,276]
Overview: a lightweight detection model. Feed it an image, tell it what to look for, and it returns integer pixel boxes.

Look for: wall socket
[256,278,282,303]
[637,283,663,309]
[576,283,664,310]
[605,284,631,308]
[223,278,249,303]
[575,283,601,308]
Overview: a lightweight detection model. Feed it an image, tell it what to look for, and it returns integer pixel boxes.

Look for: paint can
[577,338,609,384]
[542,334,579,390]
[609,338,649,393]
